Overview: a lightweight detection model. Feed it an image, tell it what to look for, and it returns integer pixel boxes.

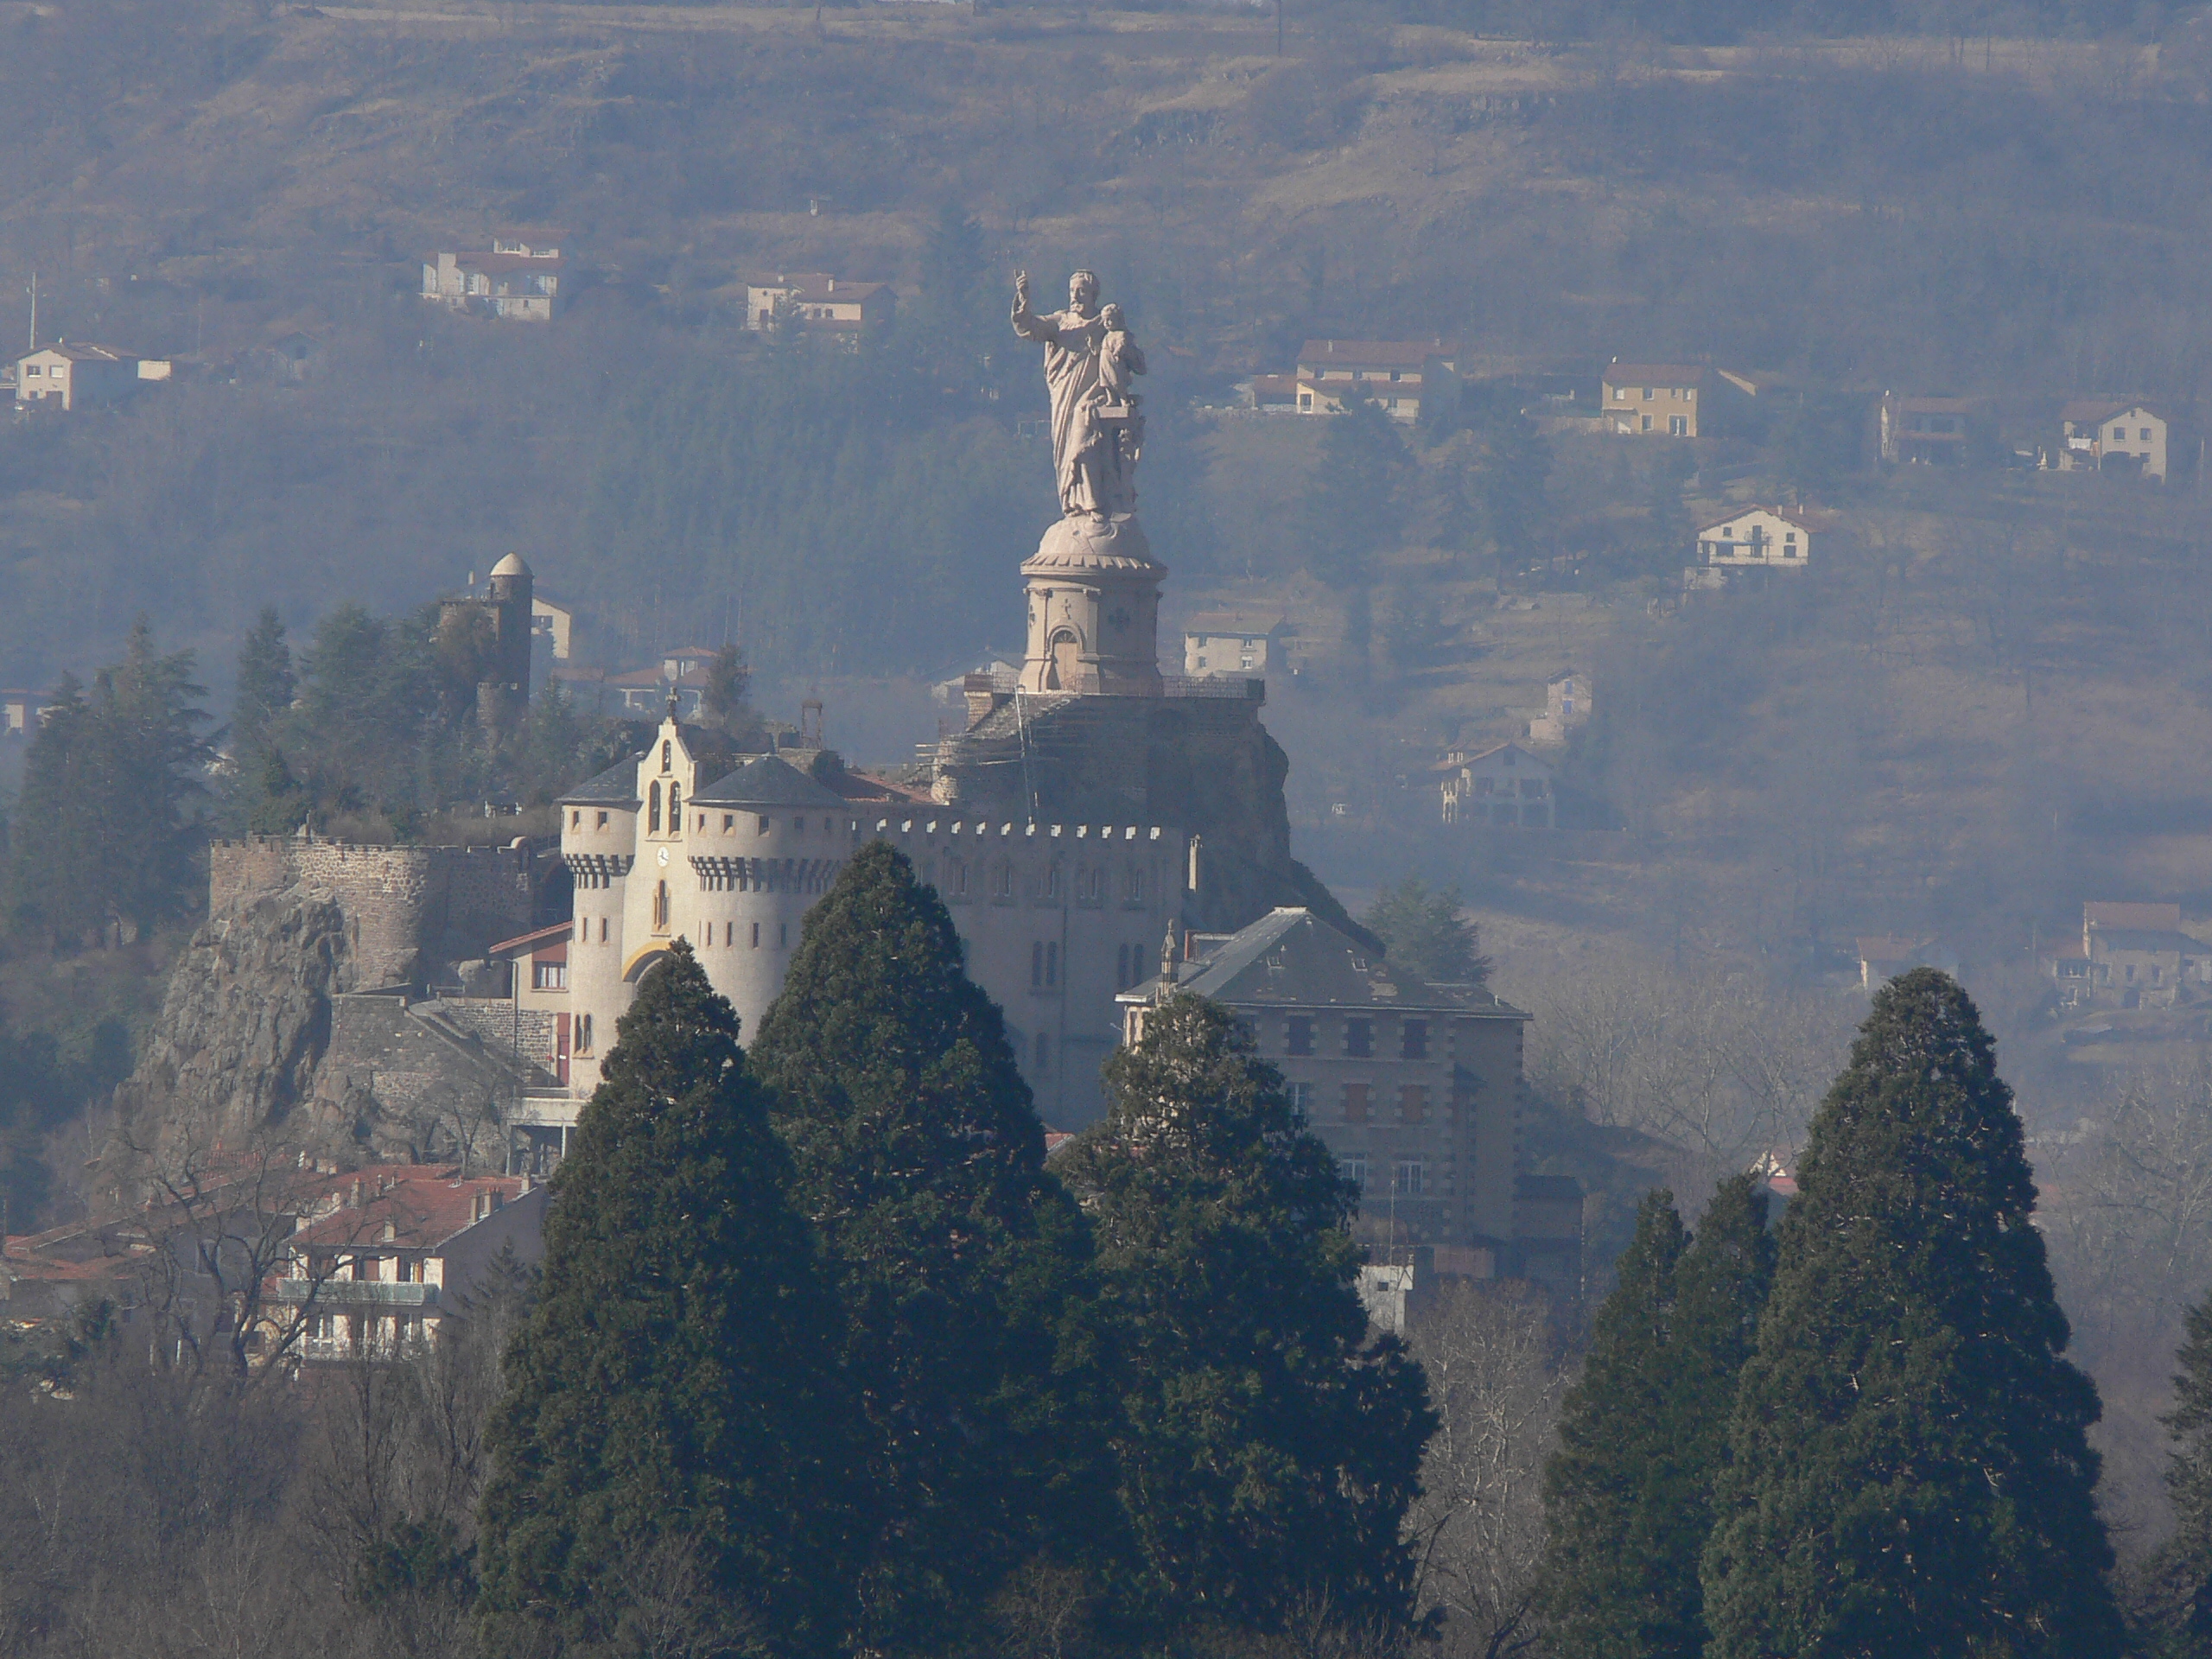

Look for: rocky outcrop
[111,887,354,1154]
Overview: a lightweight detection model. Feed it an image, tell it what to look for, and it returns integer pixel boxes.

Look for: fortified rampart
[208,836,541,989]
[931,682,1369,945]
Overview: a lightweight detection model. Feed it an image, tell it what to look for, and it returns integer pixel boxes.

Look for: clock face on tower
[657,846,670,867]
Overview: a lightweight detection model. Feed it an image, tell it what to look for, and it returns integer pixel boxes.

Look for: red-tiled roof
[287,1167,533,1253]
[1693,505,1820,536]
[488,921,573,959]
[2086,900,2183,931]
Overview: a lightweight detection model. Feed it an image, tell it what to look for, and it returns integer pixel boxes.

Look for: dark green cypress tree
[477,943,849,1656]
[1537,1190,1695,1659]
[2149,1294,2212,1651]
[748,842,1112,1656]
[232,605,293,760]
[1055,992,1433,1638]
[1701,969,2122,1659]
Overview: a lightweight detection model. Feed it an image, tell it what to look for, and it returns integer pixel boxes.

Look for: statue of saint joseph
[1011,269,1145,521]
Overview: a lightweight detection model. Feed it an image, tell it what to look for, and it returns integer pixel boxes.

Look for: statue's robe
[1011,301,1109,517]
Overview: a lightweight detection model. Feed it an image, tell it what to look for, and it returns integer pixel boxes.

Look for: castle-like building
[547,731,1183,1126]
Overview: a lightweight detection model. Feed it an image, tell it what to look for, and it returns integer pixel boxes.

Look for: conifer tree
[477,944,849,1656]
[1701,969,2122,1659]
[1056,993,1433,1637]
[231,606,293,760]
[2151,1293,2212,1649]
[1537,1190,1694,1659]
[748,842,1112,1656]
[1539,1177,1775,1659]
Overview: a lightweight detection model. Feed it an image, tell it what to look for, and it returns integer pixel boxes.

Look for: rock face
[111,888,353,1154]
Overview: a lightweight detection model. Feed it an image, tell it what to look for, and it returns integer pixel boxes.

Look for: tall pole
[25,270,35,353]
[1276,0,1284,56]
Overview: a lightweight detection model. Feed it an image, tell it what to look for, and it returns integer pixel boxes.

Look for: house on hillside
[742,272,895,340]
[266,1167,549,1363]
[1440,741,1556,828]
[15,343,168,411]
[1878,393,1993,467]
[1526,671,1591,745]
[2053,400,2190,481]
[423,231,569,322]
[1692,505,1817,575]
[1183,613,1296,678]
[2042,900,2212,1009]
[1293,340,1459,422]
[1116,908,1580,1284]
[1600,360,1739,437]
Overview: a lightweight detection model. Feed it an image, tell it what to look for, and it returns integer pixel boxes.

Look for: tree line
[1528,966,2212,1658]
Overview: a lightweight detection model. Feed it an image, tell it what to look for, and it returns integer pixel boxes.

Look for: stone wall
[318,995,524,1162]
[207,837,540,988]
[931,686,1373,946]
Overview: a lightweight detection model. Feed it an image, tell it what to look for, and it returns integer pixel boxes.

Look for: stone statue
[1012,270,1145,519]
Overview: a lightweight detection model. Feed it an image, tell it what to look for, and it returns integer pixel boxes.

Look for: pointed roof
[1121,907,1523,1017]
[694,753,850,809]
[558,755,642,805]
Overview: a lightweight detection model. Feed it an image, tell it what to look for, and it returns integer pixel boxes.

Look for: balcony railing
[270,1278,440,1309]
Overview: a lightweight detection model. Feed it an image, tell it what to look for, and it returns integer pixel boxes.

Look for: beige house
[1694,505,1815,571]
[2043,900,2212,1010]
[1601,361,1710,437]
[531,597,575,664]
[423,232,567,321]
[1526,670,1591,745]
[1117,908,1537,1264]
[1293,340,1459,423]
[267,1166,548,1363]
[1878,394,1992,466]
[1440,741,1556,828]
[15,343,166,410]
[2056,400,2178,480]
[743,272,895,339]
[1183,613,1294,677]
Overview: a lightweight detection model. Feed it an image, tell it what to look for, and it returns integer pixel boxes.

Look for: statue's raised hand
[1013,270,1030,314]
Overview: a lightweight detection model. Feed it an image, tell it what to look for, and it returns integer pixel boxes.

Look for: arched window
[648,781,661,834]
[661,740,672,772]
[576,1013,593,1055]
[669,784,682,828]
[653,880,670,933]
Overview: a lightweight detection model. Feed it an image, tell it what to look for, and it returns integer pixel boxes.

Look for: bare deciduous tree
[1405,1281,1567,1659]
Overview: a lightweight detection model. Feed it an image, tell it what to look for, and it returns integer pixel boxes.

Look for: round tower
[557,753,639,1098]
[485,551,536,712]
[688,756,856,1043]
[1018,515,1165,696]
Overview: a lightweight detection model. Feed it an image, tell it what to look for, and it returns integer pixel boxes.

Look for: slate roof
[694,753,850,810]
[1122,907,1524,1018]
[558,756,641,806]
[2091,928,2209,957]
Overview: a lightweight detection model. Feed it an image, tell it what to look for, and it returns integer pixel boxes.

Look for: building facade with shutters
[1117,908,1545,1266]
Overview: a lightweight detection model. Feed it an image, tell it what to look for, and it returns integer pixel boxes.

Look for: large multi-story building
[1116,908,1575,1278]
[536,731,1185,1141]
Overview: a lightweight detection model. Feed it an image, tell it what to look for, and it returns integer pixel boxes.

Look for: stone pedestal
[1019,514,1166,696]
